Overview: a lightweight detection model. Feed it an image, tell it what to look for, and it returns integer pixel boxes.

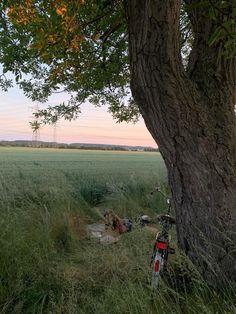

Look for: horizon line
[0,138,158,149]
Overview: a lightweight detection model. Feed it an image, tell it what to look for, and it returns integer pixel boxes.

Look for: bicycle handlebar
[150,187,172,215]
[150,187,168,200]
[150,187,160,195]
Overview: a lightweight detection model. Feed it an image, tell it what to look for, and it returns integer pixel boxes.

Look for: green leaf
[208,26,223,46]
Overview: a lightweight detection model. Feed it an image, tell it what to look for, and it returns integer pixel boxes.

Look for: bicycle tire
[151,249,165,289]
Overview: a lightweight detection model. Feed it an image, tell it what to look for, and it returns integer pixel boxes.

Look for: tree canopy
[0,0,134,123]
[0,0,235,124]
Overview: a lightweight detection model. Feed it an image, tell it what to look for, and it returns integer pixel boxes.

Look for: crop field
[0,147,166,178]
[0,147,167,216]
[0,147,235,314]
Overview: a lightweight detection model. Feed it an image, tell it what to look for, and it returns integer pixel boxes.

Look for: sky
[0,84,157,147]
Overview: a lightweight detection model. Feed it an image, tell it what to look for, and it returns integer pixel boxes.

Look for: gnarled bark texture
[127,0,236,286]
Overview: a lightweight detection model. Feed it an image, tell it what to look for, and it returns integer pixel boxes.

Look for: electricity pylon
[30,103,41,148]
[53,122,58,148]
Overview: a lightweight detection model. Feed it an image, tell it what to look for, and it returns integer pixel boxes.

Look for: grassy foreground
[0,147,235,313]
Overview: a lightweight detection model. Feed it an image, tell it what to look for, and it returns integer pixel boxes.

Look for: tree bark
[126,0,236,286]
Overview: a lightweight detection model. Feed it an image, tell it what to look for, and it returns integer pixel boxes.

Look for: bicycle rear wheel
[151,251,165,289]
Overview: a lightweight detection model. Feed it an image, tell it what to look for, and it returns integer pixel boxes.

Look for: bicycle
[150,187,176,289]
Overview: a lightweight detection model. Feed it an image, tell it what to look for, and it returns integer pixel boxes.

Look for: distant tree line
[0,140,159,152]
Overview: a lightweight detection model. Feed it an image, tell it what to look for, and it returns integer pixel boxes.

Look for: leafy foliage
[0,73,13,91]
[206,1,236,53]
[0,0,235,124]
[0,0,134,123]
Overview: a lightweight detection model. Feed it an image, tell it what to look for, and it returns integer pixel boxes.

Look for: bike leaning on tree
[150,187,176,289]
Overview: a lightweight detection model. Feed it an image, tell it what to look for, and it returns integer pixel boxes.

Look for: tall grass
[0,170,76,313]
[0,148,235,313]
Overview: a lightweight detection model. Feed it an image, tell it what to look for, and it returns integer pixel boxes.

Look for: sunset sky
[0,84,157,147]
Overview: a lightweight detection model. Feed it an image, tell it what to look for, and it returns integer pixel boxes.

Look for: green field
[0,147,167,216]
[0,147,235,314]
[0,147,166,177]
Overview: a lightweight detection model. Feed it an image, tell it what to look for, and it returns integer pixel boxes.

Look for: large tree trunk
[127,0,236,286]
